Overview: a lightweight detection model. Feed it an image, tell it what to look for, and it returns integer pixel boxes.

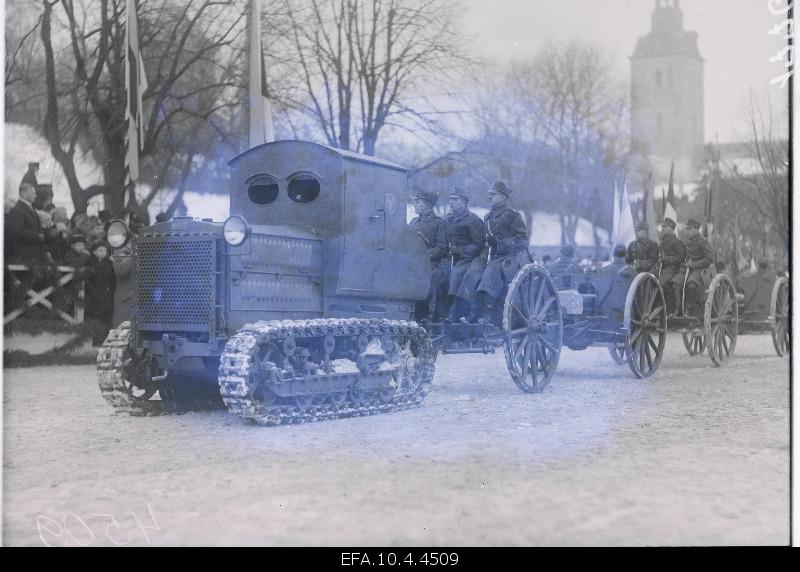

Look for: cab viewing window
[287,173,320,204]
[247,174,279,205]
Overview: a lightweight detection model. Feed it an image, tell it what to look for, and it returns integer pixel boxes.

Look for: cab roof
[228,140,408,173]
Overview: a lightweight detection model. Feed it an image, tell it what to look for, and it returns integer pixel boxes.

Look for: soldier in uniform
[672,218,715,317]
[409,189,448,321]
[626,222,659,272]
[475,181,530,324]
[548,243,581,275]
[658,217,686,315]
[444,188,485,322]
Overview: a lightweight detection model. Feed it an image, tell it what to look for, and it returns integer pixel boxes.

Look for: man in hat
[410,189,448,321]
[444,188,485,322]
[5,182,47,263]
[21,162,39,190]
[626,222,659,273]
[672,218,715,317]
[475,181,530,325]
[658,217,686,315]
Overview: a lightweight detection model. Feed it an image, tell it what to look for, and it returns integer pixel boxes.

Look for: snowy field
[1,333,789,546]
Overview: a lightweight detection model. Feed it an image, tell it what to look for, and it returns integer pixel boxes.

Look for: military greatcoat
[476,204,530,300]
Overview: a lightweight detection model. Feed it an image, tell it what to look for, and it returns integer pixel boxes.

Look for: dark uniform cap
[29,162,39,169]
[686,218,702,229]
[613,244,627,259]
[412,189,439,206]
[636,221,649,232]
[69,233,86,245]
[560,243,575,256]
[448,187,469,202]
[489,180,511,197]
[662,217,676,229]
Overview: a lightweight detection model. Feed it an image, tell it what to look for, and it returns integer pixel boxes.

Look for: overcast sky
[458,0,790,143]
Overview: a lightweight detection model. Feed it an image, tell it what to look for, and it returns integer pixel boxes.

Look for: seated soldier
[548,243,581,276]
[444,188,485,322]
[671,218,715,317]
[626,222,659,272]
[658,217,685,315]
[475,181,531,325]
[605,244,629,273]
[409,189,448,322]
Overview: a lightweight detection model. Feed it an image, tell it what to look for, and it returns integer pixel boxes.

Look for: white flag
[249,0,275,148]
[617,180,636,248]
[125,0,148,184]
[610,180,620,253]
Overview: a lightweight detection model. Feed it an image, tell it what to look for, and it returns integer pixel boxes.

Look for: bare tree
[39,0,248,216]
[274,0,469,155]
[5,1,44,120]
[720,91,789,263]
[508,40,629,245]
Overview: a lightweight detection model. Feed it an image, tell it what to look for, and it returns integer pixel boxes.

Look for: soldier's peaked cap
[686,218,702,229]
[489,180,511,196]
[662,217,676,229]
[69,233,86,245]
[448,187,469,202]
[636,221,649,232]
[412,189,439,206]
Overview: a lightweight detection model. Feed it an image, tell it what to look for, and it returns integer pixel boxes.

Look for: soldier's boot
[464,299,480,324]
[672,288,683,317]
[446,297,463,323]
[477,292,497,325]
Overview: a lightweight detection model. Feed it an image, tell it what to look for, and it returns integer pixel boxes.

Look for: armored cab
[226,140,428,327]
[97,141,435,425]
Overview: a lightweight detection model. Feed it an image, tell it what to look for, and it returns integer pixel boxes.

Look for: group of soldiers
[625,217,715,317]
[410,180,718,324]
[409,180,531,325]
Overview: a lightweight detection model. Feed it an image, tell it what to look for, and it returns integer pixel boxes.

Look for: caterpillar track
[96,321,223,416]
[218,318,435,426]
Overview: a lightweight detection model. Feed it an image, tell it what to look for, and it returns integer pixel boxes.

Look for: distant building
[631,0,705,182]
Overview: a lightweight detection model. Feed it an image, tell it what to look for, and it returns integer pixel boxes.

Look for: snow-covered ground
[2,334,789,546]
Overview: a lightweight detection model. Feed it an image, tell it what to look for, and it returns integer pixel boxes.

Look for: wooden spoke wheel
[624,273,667,378]
[608,343,626,365]
[502,264,563,393]
[771,275,790,357]
[704,274,739,367]
[681,329,706,356]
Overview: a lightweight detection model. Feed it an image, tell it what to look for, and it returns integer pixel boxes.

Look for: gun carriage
[676,268,789,361]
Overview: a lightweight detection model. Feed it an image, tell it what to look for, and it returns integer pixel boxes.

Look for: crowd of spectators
[4,166,148,345]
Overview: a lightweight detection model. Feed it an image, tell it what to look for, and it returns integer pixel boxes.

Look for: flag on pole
[664,160,678,226]
[610,180,620,249]
[643,172,658,241]
[248,0,275,148]
[618,180,636,247]
[734,213,748,274]
[125,0,148,186]
[609,179,636,261]
[702,176,714,238]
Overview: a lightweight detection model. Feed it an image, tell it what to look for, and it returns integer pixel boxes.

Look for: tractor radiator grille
[136,236,217,332]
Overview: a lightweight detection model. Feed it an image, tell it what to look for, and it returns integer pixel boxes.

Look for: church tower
[631,0,704,179]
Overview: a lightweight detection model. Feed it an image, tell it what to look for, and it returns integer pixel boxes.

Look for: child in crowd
[85,241,116,346]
